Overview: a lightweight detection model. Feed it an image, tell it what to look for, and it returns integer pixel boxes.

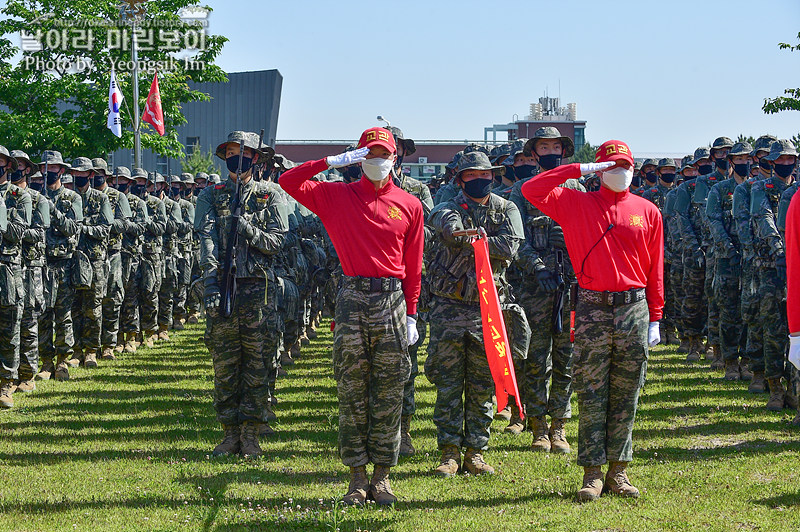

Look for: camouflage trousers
[714,255,745,362]
[662,261,675,331]
[172,249,193,322]
[741,260,763,372]
[73,260,109,352]
[205,279,271,425]
[158,252,178,329]
[333,278,410,467]
[101,252,125,348]
[425,296,494,451]
[0,263,23,381]
[120,252,141,334]
[186,253,202,316]
[758,267,788,380]
[681,262,706,337]
[19,266,45,380]
[138,254,162,334]
[704,250,719,347]
[278,276,303,356]
[39,258,76,364]
[518,282,573,419]
[668,260,686,337]
[573,293,648,467]
[402,314,427,417]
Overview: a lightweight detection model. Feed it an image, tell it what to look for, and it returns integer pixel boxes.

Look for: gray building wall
[111,69,282,174]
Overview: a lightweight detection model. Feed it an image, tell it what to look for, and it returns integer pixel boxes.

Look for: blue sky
[201,0,799,155]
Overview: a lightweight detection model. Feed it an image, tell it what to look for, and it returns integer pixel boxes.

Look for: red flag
[142,71,165,136]
[471,236,524,418]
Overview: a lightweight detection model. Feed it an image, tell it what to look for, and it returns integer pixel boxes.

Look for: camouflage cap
[70,157,94,173]
[39,150,66,167]
[113,166,132,179]
[10,150,33,169]
[195,172,209,182]
[728,141,753,157]
[215,131,275,161]
[454,151,505,178]
[764,139,798,161]
[131,168,148,180]
[208,173,221,184]
[61,173,73,184]
[463,143,490,155]
[272,154,296,171]
[91,157,110,175]
[634,160,642,171]
[752,134,778,156]
[490,144,512,164]
[522,127,575,158]
[692,147,712,165]
[710,136,734,151]
[386,126,416,156]
[446,151,464,171]
[642,158,659,168]
[657,158,676,170]
[180,172,194,184]
[510,138,528,158]
[0,145,19,171]
[679,155,694,173]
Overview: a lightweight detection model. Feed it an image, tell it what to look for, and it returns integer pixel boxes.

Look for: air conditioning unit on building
[418,157,428,164]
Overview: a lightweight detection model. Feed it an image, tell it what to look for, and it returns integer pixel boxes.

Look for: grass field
[1,320,799,531]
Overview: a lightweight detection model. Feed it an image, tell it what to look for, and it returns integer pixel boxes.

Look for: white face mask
[601,166,634,192]
[361,157,394,182]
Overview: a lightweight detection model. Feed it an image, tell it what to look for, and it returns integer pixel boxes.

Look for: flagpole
[131,17,141,169]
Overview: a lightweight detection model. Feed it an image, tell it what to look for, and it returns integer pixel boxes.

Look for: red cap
[357,127,396,154]
[595,140,634,166]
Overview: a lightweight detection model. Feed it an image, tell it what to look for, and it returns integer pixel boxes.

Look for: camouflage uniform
[118,168,149,342]
[662,187,684,339]
[158,177,184,333]
[426,185,524,451]
[172,175,196,327]
[642,170,676,339]
[187,173,205,320]
[139,183,167,338]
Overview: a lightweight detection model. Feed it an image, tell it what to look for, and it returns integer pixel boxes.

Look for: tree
[572,141,595,164]
[736,134,756,146]
[0,1,228,160]
[763,32,800,114]
[182,142,218,174]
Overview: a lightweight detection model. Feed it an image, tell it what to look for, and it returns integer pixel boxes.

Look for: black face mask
[93,174,106,188]
[513,165,536,180]
[226,155,253,174]
[46,171,61,186]
[698,164,713,176]
[131,184,147,197]
[462,178,494,199]
[341,166,362,183]
[645,171,657,184]
[714,158,729,172]
[660,173,676,184]
[537,154,562,171]
[193,187,202,196]
[10,170,24,183]
[74,175,90,189]
[774,163,796,179]
[631,174,642,188]
[117,183,129,193]
[30,181,44,192]
[171,187,181,198]
[0,166,6,179]
[759,159,772,171]
[733,162,751,177]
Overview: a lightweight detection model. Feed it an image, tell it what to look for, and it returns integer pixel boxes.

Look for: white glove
[789,335,800,370]
[326,147,369,169]
[648,321,661,347]
[579,162,615,175]
[407,316,420,346]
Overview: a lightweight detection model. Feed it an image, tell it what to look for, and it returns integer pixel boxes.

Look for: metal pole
[132,18,141,169]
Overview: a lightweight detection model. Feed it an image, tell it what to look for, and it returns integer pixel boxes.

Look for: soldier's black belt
[579,287,646,307]
[343,275,401,293]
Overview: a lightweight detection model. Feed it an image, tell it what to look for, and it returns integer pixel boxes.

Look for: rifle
[451,227,486,239]
[220,130,264,318]
[552,249,566,334]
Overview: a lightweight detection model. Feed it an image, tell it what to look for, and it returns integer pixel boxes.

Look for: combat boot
[605,462,640,498]
[240,420,262,458]
[187,313,200,324]
[677,337,690,354]
[124,333,138,354]
[144,331,157,349]
[766,378,786,411]
[36,360,55,381]
[259,422,275,437]
[84,349,98,368]
[399,415,416,457]
[54,361,70,382]
[495,404,511,422]
[212,424,241,456]
[0,379,16,408]
[434,445,461,478]
[157,325,170,342]
[16,379,35,393]
[115,332,125,354]
[528,415,551,452]
[299,333,310,347]
[504,402,525,435]
[101,347,116,361]
[369,465,397,506]
[686,337,702,362]
[68,348,83,368]
[307,325,318,339]
[290,340,301,359]
[549,417,571,454]
[463,448,494,476]
[784,387,798,410]
[576,466,604,502]
[749,371,766,393]
[173,318,185,331]
[665,328,680,346]
[724,360,740,381]
[265,402,277,421]
[134,332,143,348]
[342,465,369,506]
[740,361,753,381]
[710,346,725,370]
[280,349,294,367]
[703,339,714,360]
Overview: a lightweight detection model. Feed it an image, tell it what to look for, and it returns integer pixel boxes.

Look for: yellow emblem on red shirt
[629,214,644,228]
[388,206,402,220]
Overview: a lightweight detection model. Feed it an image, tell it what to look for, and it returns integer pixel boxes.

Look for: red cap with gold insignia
[357,127,396,154]
[595,140,634,167]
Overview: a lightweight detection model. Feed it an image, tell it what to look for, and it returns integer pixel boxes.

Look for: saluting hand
[326,147,369,169]
[579,162,615,175]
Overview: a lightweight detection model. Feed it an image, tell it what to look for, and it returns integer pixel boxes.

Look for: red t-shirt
[279,158,424,315]
[787,191,800,334]
[521,163,664,322]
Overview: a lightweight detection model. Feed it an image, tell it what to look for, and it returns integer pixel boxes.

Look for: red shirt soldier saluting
[279,127,424,507]
[522,140,664,503]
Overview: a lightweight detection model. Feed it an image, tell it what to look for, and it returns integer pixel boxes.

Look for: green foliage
[736,134,756,146]
[181,142,218,174]
[571,141,595,164]
[763,32,800,114]
[0,0,228,160]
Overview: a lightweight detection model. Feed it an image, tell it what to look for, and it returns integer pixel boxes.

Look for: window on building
[156,156,168,175]
[574,128,586,150]
[186,137,200,154]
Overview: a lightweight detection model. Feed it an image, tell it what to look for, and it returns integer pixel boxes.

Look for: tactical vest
[753,178,785,260]
[104,187,125,253]
[719,181,737,244]
[162,197,180,254]
[78,188,110,261]
[122,193,146,255]
[691,174,722,247]
[46,187,80,260]
[177,198,194,253]
[22,189,48,266]
[142,195,164,256]
[0,183,27,264]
